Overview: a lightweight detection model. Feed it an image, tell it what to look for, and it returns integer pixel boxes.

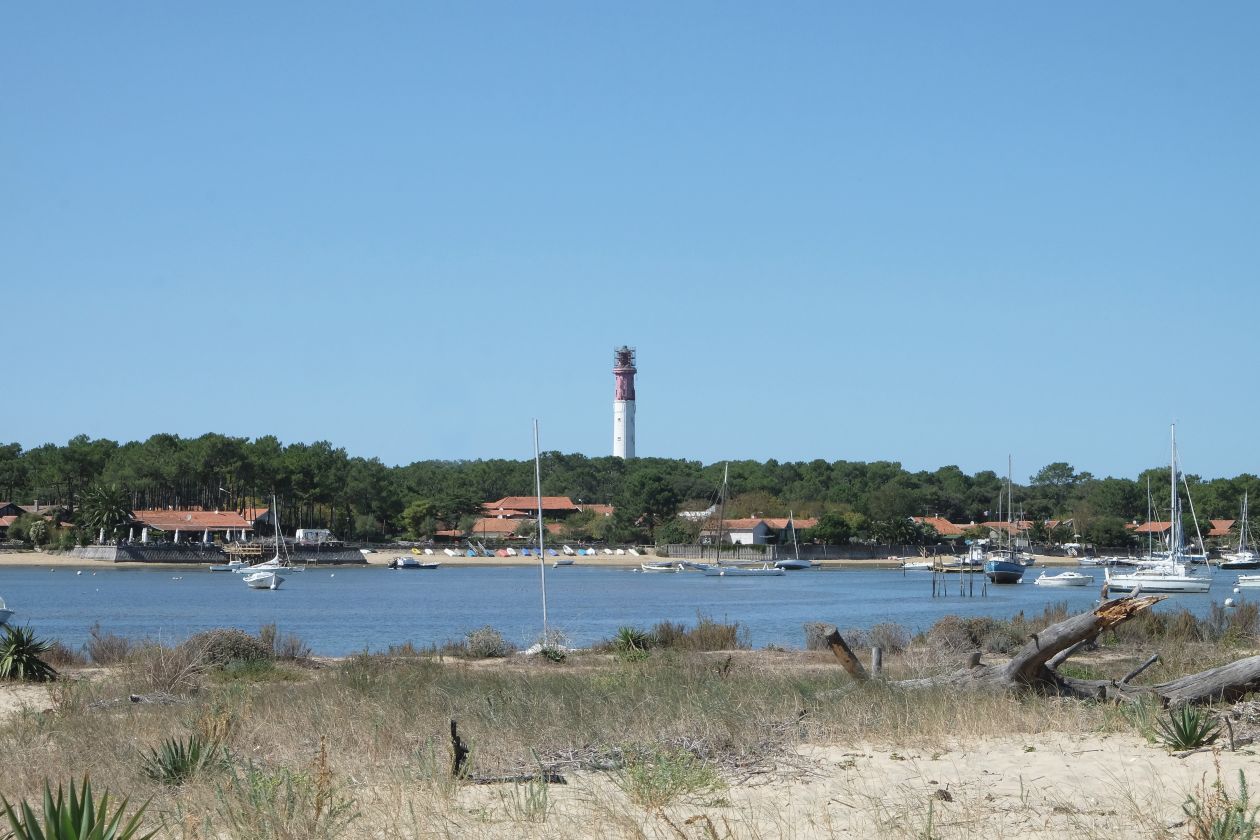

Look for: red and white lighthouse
[612,346,636,459]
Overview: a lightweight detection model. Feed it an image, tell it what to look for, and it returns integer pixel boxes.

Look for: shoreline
[0,548,1084,570]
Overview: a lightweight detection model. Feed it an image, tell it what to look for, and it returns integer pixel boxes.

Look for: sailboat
[236,496,304,575]
[774,511,813,570]
[985,457,1025,584]
[1106,426,1210,594]
[1220,493,1259,570]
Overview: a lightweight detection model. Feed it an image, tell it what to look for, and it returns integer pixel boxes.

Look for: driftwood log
[821,596,1260,706]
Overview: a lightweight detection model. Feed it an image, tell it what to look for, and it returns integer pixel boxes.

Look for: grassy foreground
[0,607,1258,839]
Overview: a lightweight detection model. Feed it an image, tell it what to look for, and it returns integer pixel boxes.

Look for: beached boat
[703,564,786,577]
[243,571,283,590]
[1033,571,1095,587]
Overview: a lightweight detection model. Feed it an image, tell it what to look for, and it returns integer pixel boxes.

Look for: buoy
[1234,587,1242,595]
[76,570,82,575]
[1226,598,1236,608]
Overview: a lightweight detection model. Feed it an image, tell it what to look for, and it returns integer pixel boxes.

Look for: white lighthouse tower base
[613,399,635,459]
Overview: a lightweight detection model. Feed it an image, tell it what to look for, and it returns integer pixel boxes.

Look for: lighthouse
[612,346,636,459]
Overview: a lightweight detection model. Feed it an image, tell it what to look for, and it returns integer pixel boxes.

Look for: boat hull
[1034,573,1095,587]
[703,565,785,577]
[1105,575,1209,593]
[984,559,1024,584]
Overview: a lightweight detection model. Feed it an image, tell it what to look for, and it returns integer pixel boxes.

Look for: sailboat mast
[533,419,548,642]
[713,464,729,562]
[1170,424,1182,560]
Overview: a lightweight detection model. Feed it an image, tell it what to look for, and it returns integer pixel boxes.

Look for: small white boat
[443,548,457,557]
[774,557,814,570]
[235,556,305,574]
[1034,571,1095,587]
[603,548,614,555]
[627,548,641,557]
[703,564,786,577]
[640,561,678,573]
[678,561,713,572]
[615,548,626,555]
[552,558,575,567]
[243,571,283,590]
[562,545,576,556]
[423,548,435,556]
[901,561,933,571]
[1237,575,1260,589]
[209,559,249,572]
[0,596,13,626]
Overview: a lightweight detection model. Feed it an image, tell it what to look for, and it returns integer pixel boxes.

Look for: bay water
[0,564,1240,656]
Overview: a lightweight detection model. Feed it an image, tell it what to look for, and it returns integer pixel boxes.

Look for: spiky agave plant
[0,776,156,840]
[140,734,222,785]
[0,625,58,682]
[1156,704,1221,751]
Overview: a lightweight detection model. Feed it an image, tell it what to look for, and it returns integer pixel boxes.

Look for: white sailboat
[774,511,813,570]
[236,496,304,574]
[1220,492,1258,570]
[1106,426,1210,594]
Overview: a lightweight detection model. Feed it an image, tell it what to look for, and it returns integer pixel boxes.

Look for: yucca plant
[0,776,155,840]
[0,625,58,683]
[140,734,221,785]
[1156,704,1221,751]
[614,626,650,653]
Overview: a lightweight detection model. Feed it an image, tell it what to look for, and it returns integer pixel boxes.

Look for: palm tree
[78,484,132,544]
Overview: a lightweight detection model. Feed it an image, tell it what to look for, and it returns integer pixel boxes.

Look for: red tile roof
[1209,519,1236,537]
[469,518,525,536]
[762,517,819,531]
[980,520,1033,535]
[133,510,254,531]
[484,496,579,513]
[1131,521,1172,534]
[912,516,965,537]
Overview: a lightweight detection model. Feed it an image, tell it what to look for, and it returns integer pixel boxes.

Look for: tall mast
[1170,424,1181,560]
[534,419,548,643]
[713,463,729,562]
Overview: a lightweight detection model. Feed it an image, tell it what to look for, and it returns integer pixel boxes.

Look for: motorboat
[901,560,933,571]
[243,571,283,590]
[209,558,249,572]
[389,556,440,569]
[1033,571,1095,587]
[1236,575,1260,589]
[640,561,678,573]
[703,564,785,577]
[0,596,12,626]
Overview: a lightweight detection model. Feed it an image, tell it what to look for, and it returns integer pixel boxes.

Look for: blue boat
[984,555,1025,584]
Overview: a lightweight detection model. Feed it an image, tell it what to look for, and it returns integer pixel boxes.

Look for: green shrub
[0,776,156,840]
[619,748,725,808]
[140,734,222,785]
[86,623,133,665]
[1156,705,1220,751]
[463,626,515,659]
[0,625,58,682]
[186,628,273,667]
[615,627,651,653]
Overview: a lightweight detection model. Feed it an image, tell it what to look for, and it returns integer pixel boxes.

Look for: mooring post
[450,718,470,779]
[871,646,883,676]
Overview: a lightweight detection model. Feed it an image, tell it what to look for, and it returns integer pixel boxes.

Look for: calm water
[0,564,1242,656]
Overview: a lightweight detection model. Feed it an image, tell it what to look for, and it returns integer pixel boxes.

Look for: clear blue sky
[3,3,1257,480]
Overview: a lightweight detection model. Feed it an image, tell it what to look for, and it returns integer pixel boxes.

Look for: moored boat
[703,564,785,577]
[984,556,1025,584]
[640,561,678,573]
[243,571,283,590]
[1033,571,1095,587]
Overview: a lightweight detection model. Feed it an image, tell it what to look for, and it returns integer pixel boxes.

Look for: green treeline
[0,434,1257,546]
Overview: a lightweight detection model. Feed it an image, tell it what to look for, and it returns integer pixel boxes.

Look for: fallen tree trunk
[823,596,1260,706]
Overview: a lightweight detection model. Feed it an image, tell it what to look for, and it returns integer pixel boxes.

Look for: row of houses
[0,501,274,544]
[912,515,1239,541]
